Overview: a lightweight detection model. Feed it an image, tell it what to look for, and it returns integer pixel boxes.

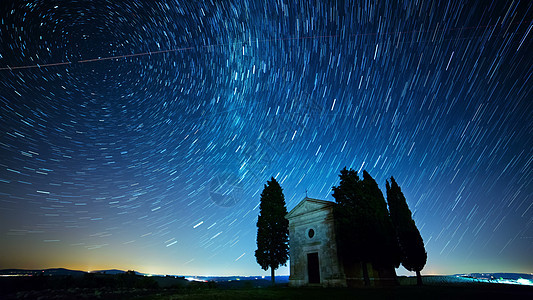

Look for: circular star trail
[0,1,532,276]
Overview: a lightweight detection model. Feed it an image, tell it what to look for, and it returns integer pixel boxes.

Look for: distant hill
[91,269,124,275]
[92,269,145,275]
[0,268,148,277]
[0,268,86,277]
[2,269,528,286]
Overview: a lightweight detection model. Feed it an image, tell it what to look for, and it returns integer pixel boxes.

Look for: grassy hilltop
[2,274,532,300]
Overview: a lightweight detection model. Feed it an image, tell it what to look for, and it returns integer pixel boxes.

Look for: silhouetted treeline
[332,168,426,286]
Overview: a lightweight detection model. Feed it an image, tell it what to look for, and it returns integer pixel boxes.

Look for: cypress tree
[360,171,401,273]
[386,176,427,285]
[255,177,289,285]
[332,169,399,285]
[332,167,372,285]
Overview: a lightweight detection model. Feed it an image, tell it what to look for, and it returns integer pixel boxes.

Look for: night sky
[1,1,532,277]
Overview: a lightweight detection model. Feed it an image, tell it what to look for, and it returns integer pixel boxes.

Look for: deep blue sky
[0,1,531,276]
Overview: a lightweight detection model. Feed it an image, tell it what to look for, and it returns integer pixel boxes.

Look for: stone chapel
[285,197,395,287]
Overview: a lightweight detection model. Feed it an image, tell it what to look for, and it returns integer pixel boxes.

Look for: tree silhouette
[386,176,427,285]
[332,168,400,286]
[360,171,401,273]
[332,168,372,285]
[255,177,289,285]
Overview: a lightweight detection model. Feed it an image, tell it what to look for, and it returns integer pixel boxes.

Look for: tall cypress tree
[332,168,399,285]
[332,168,372,285]
[360,171,401,272]
[386,176,427,285]
[255,177,289,285]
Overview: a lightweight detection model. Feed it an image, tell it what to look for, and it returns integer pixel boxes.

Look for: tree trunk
[271,267,275,286]
[416,270,423,286]
[362,262,370,286]
[391,268,399,286]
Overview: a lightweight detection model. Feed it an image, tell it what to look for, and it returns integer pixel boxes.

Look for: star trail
[0,1,532,276]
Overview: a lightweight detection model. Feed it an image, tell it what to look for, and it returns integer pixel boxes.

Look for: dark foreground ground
[140,284,533,300]
[2,275,532,300]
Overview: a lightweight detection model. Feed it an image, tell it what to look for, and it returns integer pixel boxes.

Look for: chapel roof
[285,197,334,219]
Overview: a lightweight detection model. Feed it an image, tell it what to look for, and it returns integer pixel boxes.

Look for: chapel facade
[285,197,393,287]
